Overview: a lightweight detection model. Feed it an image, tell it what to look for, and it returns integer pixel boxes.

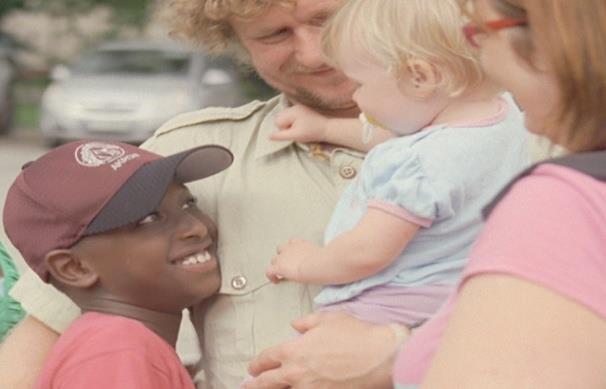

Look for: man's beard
[279,59,358,112]
[291,87,357,112]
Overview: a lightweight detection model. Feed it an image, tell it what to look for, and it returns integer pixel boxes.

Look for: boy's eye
[137,212,160,226]
[182,196,198,210]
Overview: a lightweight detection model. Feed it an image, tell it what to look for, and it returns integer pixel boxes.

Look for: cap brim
[84,145,233,236]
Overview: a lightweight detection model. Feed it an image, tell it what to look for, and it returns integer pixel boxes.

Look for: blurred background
[1,0,276,145]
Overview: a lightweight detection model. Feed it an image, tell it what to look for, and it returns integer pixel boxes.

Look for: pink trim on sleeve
[368,200,433,228]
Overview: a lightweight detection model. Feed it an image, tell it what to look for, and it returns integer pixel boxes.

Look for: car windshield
[71,49,191,75]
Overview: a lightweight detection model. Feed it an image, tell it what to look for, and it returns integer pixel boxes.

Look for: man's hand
[242,312,405,389]
[270,105,329,143]
[266,239,321,283]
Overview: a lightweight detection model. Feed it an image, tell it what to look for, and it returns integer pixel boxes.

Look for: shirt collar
[254,94,295,160]
[253,94,365,161]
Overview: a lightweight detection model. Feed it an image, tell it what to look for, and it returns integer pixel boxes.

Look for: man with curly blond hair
[1,1,368,388]
[163,0,356,113]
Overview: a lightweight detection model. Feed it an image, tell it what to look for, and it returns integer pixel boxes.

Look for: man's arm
[1,269,78,388]
[0,315,59,388]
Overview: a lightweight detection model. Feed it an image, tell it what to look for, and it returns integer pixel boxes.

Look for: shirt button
[339,165,357,179]
[231,275,248,290]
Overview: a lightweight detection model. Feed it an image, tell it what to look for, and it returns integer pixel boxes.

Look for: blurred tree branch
[0,0,27,21]
[0,0,156,70]
[15,0,152,28]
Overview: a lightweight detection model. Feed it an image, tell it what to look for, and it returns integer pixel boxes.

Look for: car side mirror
[50,65,71,81]
[201,69,232,86]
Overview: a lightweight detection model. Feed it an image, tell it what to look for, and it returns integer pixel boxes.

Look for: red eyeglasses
[463,18,527,47]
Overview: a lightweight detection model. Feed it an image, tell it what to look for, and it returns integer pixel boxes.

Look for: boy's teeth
[178,251,211,266]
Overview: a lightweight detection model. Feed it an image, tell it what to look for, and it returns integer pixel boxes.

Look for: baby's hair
[322,0,483,96]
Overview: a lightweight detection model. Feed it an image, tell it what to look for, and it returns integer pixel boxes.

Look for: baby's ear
[399,59,442,98]
[44,249,99,288]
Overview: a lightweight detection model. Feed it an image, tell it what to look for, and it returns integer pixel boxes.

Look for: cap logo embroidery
[75,142,126,167]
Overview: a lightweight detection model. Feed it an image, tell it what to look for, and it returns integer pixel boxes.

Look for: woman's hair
[459,0,606,151]
[322,0,483,96]
[159,0,295,53]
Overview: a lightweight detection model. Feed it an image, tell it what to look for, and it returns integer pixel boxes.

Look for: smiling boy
[2,140,232,388]
[1,1,367,387]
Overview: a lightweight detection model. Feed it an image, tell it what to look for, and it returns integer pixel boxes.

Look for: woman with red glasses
[244,0,606,388]
[394,1,606,387]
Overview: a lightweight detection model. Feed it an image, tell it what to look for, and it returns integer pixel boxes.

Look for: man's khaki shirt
[11,95,364,389]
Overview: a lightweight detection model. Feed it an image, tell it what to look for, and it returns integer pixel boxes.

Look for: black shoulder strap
[483,150,606,218]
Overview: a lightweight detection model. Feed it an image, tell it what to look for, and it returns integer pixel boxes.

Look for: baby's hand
[266,239,321,283]
[270,105,329,143]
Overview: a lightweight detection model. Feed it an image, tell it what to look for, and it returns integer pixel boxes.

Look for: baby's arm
[267,208,420,285]
[270,104,394,152]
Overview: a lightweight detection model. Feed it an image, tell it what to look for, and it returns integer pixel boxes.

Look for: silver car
[40,40,247,145]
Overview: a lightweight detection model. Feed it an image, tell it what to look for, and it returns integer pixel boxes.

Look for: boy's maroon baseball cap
[3,140,233,282]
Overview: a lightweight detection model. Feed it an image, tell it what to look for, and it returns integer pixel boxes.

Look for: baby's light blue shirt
[315,96,530,306]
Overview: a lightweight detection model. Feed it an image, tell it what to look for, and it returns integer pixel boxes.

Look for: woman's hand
[243,312,408,389]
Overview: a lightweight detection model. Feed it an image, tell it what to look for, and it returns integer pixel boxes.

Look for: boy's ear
[44,249,99,288]
[399,59,442,98]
